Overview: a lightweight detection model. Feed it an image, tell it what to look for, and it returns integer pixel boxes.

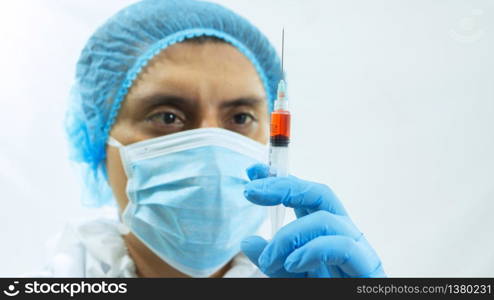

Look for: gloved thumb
[240,235,268,269]
[246,163,270,181]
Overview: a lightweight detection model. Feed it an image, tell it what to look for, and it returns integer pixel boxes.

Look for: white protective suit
[30,207,269,278]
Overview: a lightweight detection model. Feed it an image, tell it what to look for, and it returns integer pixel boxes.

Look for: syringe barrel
[269,206,286,238]
[270,109,290,146]
[268,108,290,236]
[269,146,289,177]
[268,146,289,237]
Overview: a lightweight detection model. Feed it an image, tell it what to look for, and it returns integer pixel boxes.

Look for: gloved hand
[241,163,386,278]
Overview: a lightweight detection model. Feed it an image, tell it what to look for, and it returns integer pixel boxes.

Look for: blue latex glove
[241,164,386,278]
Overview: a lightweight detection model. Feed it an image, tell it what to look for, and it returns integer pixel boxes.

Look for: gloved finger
[240,236,303,278]
[244,173,347,216]
[283,235,385,278]
[258,211,361,274]
[240,235,267,269]
[246,163,270,181]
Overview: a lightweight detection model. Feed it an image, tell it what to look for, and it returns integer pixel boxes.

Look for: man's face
[106,41,269,213]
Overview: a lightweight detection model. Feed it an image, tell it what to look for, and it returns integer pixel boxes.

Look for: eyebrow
[137,93,263,111]
[219,97,263,109]
[138,93,196,111]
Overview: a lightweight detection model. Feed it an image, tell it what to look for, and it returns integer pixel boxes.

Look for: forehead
[125,41,266,103]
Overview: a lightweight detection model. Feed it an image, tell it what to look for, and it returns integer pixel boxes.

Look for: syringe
[268,28,290,237]
[268,79,290,237]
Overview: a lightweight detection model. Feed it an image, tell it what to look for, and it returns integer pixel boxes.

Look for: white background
[0,0,493,277]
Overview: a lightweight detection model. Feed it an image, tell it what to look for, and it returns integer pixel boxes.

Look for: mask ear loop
[106,135,133,230]
[107,136,124,148]
[107,136,130,177]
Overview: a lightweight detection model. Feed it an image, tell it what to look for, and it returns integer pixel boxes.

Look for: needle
[281,27,285,78]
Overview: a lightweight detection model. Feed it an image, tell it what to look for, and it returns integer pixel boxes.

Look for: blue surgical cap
[66,0,282,207]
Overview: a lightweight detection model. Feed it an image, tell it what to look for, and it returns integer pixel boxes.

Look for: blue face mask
[108,128,268,277]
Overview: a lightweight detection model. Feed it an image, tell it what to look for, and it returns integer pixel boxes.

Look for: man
[57,0,385,278]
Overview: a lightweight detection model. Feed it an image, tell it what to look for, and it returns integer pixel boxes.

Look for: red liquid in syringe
[270,110,290,146]
[270,79,290,147]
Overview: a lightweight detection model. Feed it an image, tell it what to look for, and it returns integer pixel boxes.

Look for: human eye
[224,111,258,135]
[232,112,254,125]
[146,110,185,133]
